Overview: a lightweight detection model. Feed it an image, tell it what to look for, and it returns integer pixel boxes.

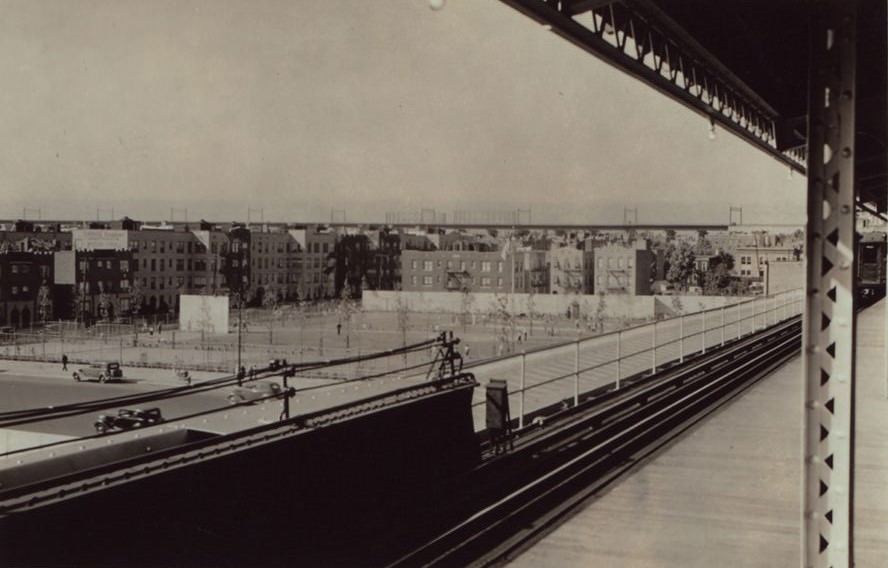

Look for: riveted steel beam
[497,0,807,173]
[802,2,858,566]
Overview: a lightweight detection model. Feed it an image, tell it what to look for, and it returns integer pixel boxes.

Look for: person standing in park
[62,353,68,371]
[463,343,470,359]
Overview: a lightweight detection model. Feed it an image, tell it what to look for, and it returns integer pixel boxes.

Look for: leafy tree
[666,242,696,291]
[702,252,735,294]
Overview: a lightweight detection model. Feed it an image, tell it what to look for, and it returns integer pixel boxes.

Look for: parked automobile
[94,408,164,433]
[73,361,124,383]
[228,381,283,405]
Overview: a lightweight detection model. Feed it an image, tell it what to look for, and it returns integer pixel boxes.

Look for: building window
[497,277,503,287]
[120,260,129,272]
[481,277,491,287]
[481,261,492,272]
[497,261,503,273]
[597,258,604,268]
[628,256,634,268]
[423,260,433,271]
[411,275,417,286]
[411,260,418,270]
[447,260,453,269]
[422,275,433,286]
[151,259,156,272]
[618,257,624,268]
[460,261,466,271]
[11,286,18,296]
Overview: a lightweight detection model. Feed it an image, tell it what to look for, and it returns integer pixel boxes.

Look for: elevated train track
[386,317,801,567]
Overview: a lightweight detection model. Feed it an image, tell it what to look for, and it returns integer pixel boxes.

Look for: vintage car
[227,381,283,405]
[73,361,124,383]
[94,407,164,434]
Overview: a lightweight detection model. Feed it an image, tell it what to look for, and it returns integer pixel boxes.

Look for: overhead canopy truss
[493,1,886,566]
[499,0,807,171]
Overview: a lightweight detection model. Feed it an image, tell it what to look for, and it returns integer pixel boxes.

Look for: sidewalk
[0,358,228,387]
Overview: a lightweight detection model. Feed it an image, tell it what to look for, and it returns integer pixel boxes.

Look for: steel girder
[496,0,807,172]
[803,3,857,566]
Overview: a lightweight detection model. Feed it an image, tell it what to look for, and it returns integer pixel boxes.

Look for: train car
[857,231,887,304]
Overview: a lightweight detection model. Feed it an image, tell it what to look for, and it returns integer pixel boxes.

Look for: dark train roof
[859,231,887,243]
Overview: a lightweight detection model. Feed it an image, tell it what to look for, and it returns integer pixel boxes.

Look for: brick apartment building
[401,249,515,293]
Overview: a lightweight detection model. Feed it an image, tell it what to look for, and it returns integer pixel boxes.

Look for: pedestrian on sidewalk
[62,353,68,371]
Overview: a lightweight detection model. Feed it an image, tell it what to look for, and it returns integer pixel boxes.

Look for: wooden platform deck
[511,301,888,567]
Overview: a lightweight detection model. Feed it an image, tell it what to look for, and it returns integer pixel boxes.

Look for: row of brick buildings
[399,237,654,297]
[0,219,339,327]
[2,217,795,328]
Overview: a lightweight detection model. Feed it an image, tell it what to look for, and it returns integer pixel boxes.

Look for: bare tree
[129,279,144,318]
[395,293,410,363]
[37,283,52,324]
[460,283,475,334]
[261,285,280,345]
[492,292,516,355]
[337,285,360,349]
[593,291,607,332]
[526,290,536,336]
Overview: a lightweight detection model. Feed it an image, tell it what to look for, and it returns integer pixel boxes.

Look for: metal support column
[803,3,857,565]
[519,351,526,428]
[573,340,580,406]
[616,330,622,390]
[651,321,657,373]
[679,314,684,363]
[701,310,706,354]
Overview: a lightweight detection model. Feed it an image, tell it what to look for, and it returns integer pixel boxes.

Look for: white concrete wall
[767,261,805,295]
[179,294,230,335]
[362,290,655,320]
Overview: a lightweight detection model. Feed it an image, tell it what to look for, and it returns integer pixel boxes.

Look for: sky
[0,0,806,225]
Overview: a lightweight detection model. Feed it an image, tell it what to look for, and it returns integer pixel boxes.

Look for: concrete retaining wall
[362,290,655,320]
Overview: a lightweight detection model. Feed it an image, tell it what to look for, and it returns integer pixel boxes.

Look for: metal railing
[468,290,804,431]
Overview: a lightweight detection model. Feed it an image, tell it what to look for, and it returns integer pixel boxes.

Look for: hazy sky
[0,0,806,225]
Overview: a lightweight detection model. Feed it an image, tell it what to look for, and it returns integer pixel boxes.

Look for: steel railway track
[386,317,801,568]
